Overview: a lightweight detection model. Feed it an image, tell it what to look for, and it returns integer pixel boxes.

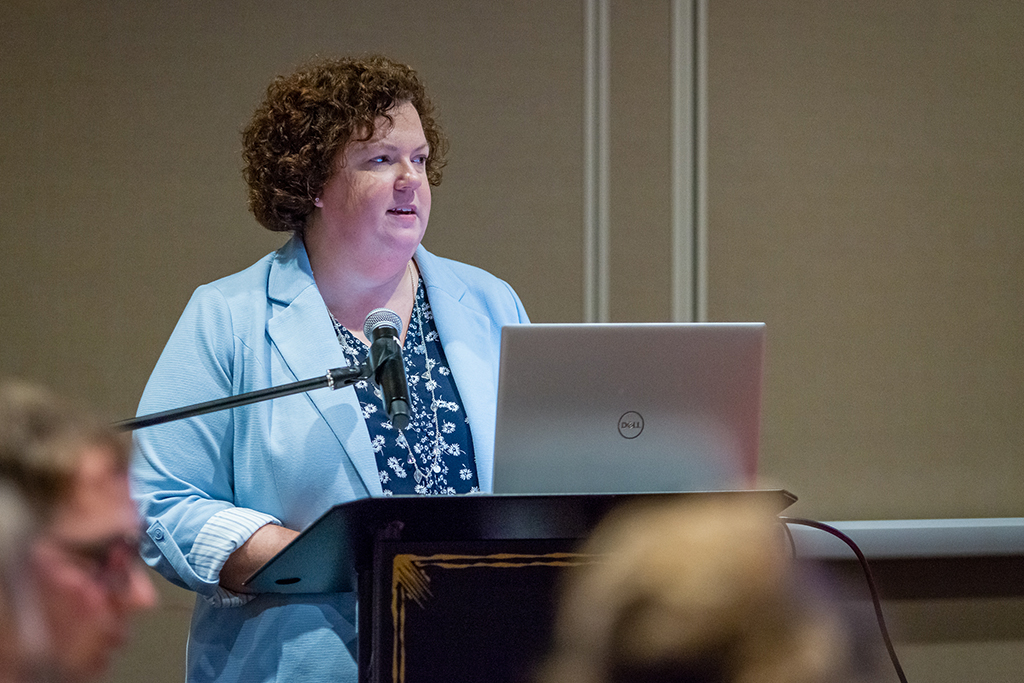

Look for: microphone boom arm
[116,364,372,432]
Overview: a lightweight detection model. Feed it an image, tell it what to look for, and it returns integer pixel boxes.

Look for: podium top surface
[244,489,796,595]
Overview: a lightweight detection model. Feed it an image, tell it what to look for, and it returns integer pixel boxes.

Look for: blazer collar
[263,239,500,494]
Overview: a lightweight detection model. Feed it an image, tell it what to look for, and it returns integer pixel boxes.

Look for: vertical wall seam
[584,0,610,323]
[671,0,694,322]
[671,0,707,322]
[694,0,708,322]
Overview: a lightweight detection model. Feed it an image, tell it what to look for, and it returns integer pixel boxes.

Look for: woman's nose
[395,162,424,190]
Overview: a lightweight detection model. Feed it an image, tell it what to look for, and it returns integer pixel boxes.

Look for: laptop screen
[491,323,766,495]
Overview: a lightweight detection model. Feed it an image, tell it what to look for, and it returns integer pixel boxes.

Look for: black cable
[779,517,908,683]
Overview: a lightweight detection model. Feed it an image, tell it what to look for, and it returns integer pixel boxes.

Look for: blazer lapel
[265,238,382,496]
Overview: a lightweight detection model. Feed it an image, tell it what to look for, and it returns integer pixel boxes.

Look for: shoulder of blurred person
[0,482,35,682]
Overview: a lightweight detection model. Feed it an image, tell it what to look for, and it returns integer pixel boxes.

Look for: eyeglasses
[41,533,146,594]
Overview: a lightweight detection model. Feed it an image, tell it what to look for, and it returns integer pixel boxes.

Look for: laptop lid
[491,323,766,494]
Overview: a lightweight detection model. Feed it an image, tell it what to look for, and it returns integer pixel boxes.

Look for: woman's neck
[311,250,418,345]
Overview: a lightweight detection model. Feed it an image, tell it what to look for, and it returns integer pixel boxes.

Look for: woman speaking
[131,55,529,682]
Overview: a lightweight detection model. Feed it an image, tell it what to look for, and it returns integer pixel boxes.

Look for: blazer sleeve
[130,283,264,596]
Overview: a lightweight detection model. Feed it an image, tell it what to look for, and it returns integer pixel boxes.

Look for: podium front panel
[369,538,590,683]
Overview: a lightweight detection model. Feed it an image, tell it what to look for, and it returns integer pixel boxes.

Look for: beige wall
[708,0,1024,524]
[2,1,1022,681]
[708,3,1024,680]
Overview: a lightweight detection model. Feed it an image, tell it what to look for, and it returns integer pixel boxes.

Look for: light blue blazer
[130,236,529,682]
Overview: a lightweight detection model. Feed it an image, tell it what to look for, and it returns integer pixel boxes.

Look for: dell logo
[618,411,644,439]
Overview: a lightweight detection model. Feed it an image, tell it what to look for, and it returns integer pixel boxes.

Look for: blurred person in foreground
[537,496,883,683]
[0,381,157,682]
[130,54,529,682]
[0,482,34,682]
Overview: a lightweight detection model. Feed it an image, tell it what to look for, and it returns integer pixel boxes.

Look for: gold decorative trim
[390,551,597,683]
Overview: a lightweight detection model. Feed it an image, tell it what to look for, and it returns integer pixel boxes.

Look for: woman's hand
[219,524,301,593]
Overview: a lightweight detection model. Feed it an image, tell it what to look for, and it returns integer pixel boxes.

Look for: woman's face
[312,101,431,273]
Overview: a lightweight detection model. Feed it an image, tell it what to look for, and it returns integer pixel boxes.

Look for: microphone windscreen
[363,308,403,339]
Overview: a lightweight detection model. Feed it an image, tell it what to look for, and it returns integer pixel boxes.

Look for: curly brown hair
[242,55,449,235]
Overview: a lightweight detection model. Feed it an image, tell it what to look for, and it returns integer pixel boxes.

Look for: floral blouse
[332,275,479,495]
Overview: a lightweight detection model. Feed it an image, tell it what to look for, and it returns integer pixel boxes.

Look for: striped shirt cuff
[189,507,281,608]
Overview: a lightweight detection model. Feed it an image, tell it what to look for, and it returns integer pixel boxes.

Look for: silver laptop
[491,323,766,494]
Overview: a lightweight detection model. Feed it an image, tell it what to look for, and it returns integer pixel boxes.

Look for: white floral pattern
[333,275,480,496]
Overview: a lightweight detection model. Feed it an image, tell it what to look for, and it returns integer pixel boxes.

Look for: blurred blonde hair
[538,496,869,683]
[0,381,129,525]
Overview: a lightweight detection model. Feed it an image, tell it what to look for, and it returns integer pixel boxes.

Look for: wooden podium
[245,490,796,683]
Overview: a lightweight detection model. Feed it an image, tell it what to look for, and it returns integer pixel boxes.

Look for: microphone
[363,308,411,431]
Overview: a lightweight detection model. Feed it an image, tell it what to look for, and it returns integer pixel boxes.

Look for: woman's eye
[414,155,428,165]
[370,156,389,164]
